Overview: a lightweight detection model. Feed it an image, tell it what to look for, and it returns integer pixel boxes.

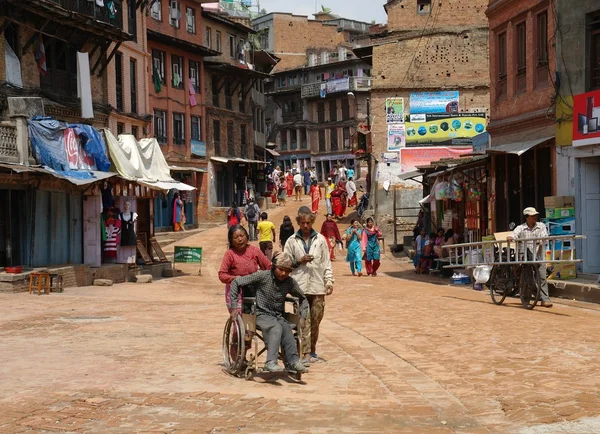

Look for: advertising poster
[326,77,349,94]
[400,147,473,172]
[572,89,600,147]
[387,124,406,151]
[64,128,96,170]
[386,97,405,124]
[381,152,400,164]
[409,91,460,114]
[405,113,487,146]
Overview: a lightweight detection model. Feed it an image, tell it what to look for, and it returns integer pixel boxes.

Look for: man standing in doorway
[284,206,334,365]
[508,207,553,308]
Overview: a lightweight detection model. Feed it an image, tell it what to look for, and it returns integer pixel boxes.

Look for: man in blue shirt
[303,168,311,195]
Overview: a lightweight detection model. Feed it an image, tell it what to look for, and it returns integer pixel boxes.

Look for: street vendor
[507,207,553,308]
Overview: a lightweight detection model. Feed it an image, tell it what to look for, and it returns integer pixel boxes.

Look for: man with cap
[228,252,310,373]
[508,207,553,308]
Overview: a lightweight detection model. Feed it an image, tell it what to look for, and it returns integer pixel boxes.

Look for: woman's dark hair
[444,229,454,242]
[350,219,355,225]
[174,192,180,199]
[430,232,438,239]
[228,225,249,249]
[231,202,237,209]
[282,215,293,227]
[437,228,445,236]
[366,217,374,224]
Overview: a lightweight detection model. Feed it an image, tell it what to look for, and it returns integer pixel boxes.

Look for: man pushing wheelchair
[228,252,309,374]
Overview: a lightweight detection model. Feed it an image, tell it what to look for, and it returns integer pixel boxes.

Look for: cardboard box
[546,239,574,251]
[545,249,576,261]
[545,217,576,235]
[547,262,577,280]
[544,196,575,208]
[545,207,576,219]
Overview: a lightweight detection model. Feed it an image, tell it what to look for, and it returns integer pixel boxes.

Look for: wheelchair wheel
[519,265,541,310]
[223,314,246,375]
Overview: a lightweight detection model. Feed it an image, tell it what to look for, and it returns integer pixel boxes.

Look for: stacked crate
[543,196,576,280]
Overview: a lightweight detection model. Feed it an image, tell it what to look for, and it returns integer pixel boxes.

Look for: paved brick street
[2,199,600,433]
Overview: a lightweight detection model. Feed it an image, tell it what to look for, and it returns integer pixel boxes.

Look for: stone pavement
[2,197,600,433]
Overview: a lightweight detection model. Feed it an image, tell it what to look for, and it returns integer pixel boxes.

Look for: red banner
[400,147,472,172]
[64,128,96,170]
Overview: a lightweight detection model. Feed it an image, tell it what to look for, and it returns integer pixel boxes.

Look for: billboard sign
[573,89,600,147]
[387,124,406,151]
[386,97,405,124]
[400,147,473,172]
[405,113,487,146]
[326,78,349,94]
[409,91,459,114]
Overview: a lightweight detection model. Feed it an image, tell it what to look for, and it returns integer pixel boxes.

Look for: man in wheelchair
[229,252,310,373]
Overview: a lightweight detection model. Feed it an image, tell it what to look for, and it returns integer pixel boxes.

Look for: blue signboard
[409,91,460,114]
[191,140,206,157]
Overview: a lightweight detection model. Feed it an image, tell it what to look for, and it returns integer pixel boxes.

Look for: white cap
[523,207,539,216]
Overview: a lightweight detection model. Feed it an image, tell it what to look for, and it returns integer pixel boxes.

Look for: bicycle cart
[442,235,585,309]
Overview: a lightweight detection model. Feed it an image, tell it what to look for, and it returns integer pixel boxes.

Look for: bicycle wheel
[489,266,508,305]
[222,314,246,375]
[519,265,541,310]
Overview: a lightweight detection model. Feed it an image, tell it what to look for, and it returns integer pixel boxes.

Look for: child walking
[257,212,276,260]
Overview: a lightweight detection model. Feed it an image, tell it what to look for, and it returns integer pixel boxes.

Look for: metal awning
[254,145,280,157]
[0,163,118,185]
[210,157,267,165]
[486,136,554,157]
[397,170,423,181]
[169,165,207,173]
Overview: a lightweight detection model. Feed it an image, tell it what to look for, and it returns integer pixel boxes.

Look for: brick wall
[106,2,151,136]
[271,14,348,72]
[203,15,253,66]
[487,0,556,136]
[386,0,489,31]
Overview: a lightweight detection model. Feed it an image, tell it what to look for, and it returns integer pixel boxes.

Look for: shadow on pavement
[441,296,571,317]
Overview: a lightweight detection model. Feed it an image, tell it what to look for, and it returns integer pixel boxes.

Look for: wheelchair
[222,296,304,381]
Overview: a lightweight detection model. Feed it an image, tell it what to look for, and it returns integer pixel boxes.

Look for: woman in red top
[286,171,294,197]
[219,225,271,313]
[330,181,348,218]
[320,213,342,260]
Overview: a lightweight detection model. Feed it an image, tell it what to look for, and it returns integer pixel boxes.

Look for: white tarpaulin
[103,130,195,191]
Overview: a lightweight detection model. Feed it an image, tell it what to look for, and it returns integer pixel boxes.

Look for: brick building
[252,12,366,73]
[147,0,218,228]
[486,0,557,231]
[202,10,270,214]
[353,0,491,220]
[267,51,372,181]
[106,0,151,139]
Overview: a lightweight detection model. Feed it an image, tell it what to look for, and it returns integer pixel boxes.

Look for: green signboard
[174,246,203,263]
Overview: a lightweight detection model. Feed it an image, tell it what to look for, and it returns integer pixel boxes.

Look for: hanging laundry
[188,80,197,107]
[323,72,330,80]
[173,71,180,87]
[77,52,94,119]
[96,0,105,7]
[107,0,116,18]
[34,34,47,76]
[152,64,162,93]
[4,42,22,87]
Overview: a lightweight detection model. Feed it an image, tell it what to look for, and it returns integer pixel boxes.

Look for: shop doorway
[581,159,600,273]
[136,199,151,254]
[0,189,24,267]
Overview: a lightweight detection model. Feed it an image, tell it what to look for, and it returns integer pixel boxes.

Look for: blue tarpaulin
[27,117,112,180]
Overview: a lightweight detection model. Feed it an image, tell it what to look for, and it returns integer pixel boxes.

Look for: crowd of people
[217,177,382,374]
[412,216,458,274]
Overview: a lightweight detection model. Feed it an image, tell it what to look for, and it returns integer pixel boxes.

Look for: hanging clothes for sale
[120,212,137,246]
[104,218,121,258]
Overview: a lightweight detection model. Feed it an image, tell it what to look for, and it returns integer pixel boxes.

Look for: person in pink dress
[219,225,271,313]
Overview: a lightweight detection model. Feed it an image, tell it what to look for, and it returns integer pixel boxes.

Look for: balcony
[301,77,372,99]
[50,0,123,30]
[0,123,19,163]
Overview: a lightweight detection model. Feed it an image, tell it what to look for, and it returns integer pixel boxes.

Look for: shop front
[210,157,268,209]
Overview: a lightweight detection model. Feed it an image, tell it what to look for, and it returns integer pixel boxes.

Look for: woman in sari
[345,220,363,276]
[320,213,342,261]
[172,192,184,232]
[286,171,294,197]
[310,180,322,213]
[346,177,357,207]
[362,217,382,276]
[330,181,348,218]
